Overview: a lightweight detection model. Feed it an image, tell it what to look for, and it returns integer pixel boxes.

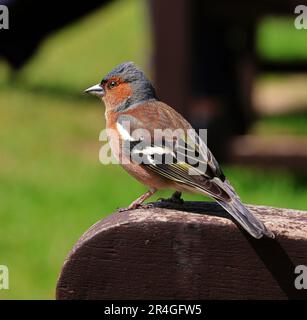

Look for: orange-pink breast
[105,110,171,189]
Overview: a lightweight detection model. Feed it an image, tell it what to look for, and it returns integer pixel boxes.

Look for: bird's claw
[117,202,154,212]
[117,207,130,213]
[140,203,154,209]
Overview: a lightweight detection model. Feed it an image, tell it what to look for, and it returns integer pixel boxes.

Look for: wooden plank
[230,135,307,170]
[56,202,307,300]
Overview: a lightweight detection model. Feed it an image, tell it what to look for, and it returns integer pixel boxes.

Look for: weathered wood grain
[56,201,307,300]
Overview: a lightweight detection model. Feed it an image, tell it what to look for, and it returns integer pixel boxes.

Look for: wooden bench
[56,201,307,299]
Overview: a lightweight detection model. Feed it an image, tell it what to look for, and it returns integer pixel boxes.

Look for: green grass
[1,0,307,299]
[252,113,307,136]
[257,16,307,61]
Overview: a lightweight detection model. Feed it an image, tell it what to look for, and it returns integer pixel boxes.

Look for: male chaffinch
[85,62,274,239]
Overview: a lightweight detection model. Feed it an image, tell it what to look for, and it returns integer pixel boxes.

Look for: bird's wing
[119,101,225,179]
[118,102,274,239]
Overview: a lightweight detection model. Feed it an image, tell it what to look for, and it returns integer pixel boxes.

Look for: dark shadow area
[292,172,307,189]
[246,235,307,300]
[0,0,111,70]
[150,200,230,219]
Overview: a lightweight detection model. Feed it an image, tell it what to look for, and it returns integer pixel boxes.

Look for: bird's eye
[108,81,118,89]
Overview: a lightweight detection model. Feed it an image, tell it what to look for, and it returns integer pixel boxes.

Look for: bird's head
[85,62,157,112]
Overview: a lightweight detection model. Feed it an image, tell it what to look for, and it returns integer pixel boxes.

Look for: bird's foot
[139,203,154,209]
[117,202,154,212]
[117,204,139,212]
[117,207,130,213]
[158,191,184,204]
[118,188,156,212]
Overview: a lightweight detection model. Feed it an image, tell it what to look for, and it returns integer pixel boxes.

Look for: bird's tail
[213,180,275,239]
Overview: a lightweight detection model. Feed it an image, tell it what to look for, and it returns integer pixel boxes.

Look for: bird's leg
[158,191,184,204]
[118,188,157,212]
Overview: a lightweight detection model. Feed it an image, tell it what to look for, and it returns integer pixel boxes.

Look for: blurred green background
[1,0,307,299]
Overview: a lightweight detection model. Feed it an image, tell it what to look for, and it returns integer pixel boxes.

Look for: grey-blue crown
[102,62,144,83]
[102,62,158,106]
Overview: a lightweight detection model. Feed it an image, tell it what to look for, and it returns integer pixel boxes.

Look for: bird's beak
[84,83,105,97]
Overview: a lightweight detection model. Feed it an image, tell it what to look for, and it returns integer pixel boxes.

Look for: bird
[85,61,274,239]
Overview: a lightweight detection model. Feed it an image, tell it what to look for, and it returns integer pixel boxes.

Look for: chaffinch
[85,62,274,239]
